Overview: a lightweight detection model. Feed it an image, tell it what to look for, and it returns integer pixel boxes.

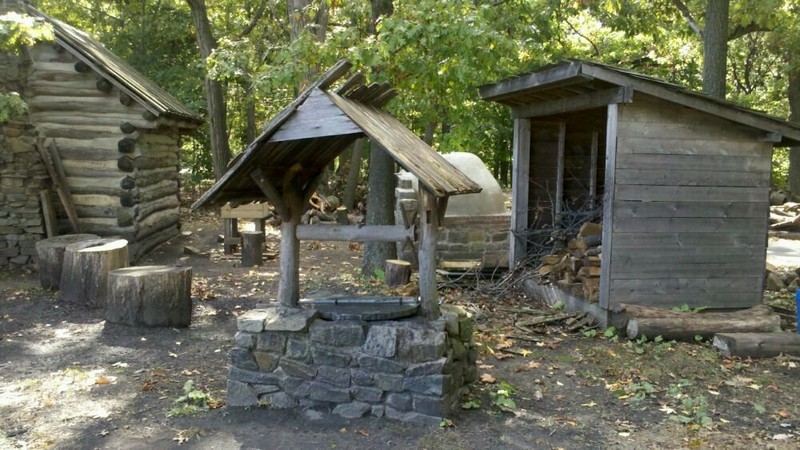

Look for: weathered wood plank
[616,153,771,172]
[615,168,770,187]
[612,216,767,233]
[610,248,763,265]
[610,277,763,296]
[617,137,772,157]
[478,61,584,101]
[609,262,761,279]
[610,293,761,310]
[419,188,441,319]
[611,232,764,248]
[618,116,757,141]
[613,201,766,219]
[296,225,412,242]
[615,185,768,202]
[269,90,363,142]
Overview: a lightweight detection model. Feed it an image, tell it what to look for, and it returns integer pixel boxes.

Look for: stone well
[227,304,477,424]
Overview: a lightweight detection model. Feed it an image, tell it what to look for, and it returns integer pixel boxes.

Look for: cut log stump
[241,230,265,267]
[106,265,192,327]
[627,314,781,341]
[385,259,411,287]
[712,332,800,358]
[59,238,128,307]
[35,233,99,290]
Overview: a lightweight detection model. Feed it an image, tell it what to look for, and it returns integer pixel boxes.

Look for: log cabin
[0,1,201,267]
[480,59,800,326]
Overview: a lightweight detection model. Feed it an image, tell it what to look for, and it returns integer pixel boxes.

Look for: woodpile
[769,201,800,231]
[536,222,602,303]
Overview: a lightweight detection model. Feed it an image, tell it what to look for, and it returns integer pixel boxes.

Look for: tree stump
[385,259,411,287]
[35,234,98,290]
[106,265,193,327]
[241,230,265,267]
[59,238,128,307]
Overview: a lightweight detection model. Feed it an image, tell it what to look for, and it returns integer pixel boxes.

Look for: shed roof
[479,59,800,146]
[192,60,481,210]
[24,4,201,124]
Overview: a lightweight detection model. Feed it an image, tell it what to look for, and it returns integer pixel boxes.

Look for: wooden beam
[599,104,619,311]
[479,61,586,101]
[511,86,633,119]
[555,122,566,222]
[296,225,413,242]
[39,190,57,238]
[510,118,531,266]
[250,168,288,219]
[759,132,782,143]
[418,188,440,320]
[37,139,80,233]
[589,131,599,209]
[436,196,449,225]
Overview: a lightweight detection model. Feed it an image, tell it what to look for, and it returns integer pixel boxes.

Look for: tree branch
[238,0,268,38]
[671,0,703,38]
[728,23,772,41]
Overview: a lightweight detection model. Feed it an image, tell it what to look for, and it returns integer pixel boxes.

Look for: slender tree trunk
[362,0,397,277]
[702,0,729,98]
[245,83,256,144]
[343,138,365,209]
[187,0,231,180]
[788,71,800,194]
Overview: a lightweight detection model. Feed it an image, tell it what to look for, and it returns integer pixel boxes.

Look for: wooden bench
[220,203,271,255]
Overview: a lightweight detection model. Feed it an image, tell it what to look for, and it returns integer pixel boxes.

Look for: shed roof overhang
[192,60,481,210]
[479,59,800,147]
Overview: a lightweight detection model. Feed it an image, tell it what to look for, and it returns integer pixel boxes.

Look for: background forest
[5,0,800,190]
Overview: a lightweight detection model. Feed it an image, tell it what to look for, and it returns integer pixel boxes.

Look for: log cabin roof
[192,60,481,210]
[24,5,201,125]
[479,59,800,146]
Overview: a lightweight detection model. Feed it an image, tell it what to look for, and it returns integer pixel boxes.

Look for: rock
[310,321,365,346]
[311,346,352,368]
[386,392,412,411]
[385,407,442,426]
[260,392,297,409]
[264,308,318,332]
[227,380,258,407]
[358,354,407,374]
[285,339,311,362]
[257,332,287,352]
[317,365,351,388]
[229,348,259,371]
[351,386,383,403]
[363,325,398,358]
[308,382,351,403]
[228,367,282,385]
[412,394,445,417]
[234,331,255,349]
[766,272,785,291]
[237,309,272,333]
[332,401,371,419]
[280,359,317,379]
[406,358,447,377]
[183,245,209,256]
[404,375,451,396]
[351,369,374,386]
[371,405,385,417]
[252,351,280,372]
[374,373,404,392]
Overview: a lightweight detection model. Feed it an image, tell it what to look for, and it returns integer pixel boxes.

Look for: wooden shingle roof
[480,59,800,146]
[25,4,201,124]
[193,60,480,210]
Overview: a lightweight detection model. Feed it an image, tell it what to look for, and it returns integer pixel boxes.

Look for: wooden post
[385,259,411,287]
[223,218,239,254]
[510,118,531,266]
[555,121,566,223]
[589,131,599,209]
[241,230,265,266]
[418,188,440,319]
[278,217,300,306]
[599,103,618,311]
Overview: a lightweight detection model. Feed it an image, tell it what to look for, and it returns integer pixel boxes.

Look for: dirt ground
[2,210,800,450]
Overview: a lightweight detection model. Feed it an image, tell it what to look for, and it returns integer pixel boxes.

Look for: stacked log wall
[605,94,771,310]
[23,43,181,261]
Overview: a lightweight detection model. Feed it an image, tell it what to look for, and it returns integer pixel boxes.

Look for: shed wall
[606,95,771,309]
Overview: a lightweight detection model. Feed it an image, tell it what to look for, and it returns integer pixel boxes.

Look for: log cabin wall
[0,42,183,263]
[603,94,772,311]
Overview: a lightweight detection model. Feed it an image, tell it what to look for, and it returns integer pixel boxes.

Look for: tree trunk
[106,265,193,327]
[187,0,231,180]
[35,234,99,290]
[384,259,411,287]
[362,140,397,277]
[713,332,800,358]
[788,71,800,194]
[241,230,265,266]
[702,0,729,98]
[343,138,365,209]
[627,314,781,341]
[59,238,129,307]
[370,0,394,33]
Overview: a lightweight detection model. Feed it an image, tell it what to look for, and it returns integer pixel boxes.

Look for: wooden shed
[0,2,201,267]
[194,60,480,318]
[480,59,800,325]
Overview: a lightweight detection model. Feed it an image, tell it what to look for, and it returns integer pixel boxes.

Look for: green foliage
[488,381,517,411]
[671,304,708,313]
[169,380,215,417]
[0,11,53,122]
[671,395,713,429]
[460,399,481,410]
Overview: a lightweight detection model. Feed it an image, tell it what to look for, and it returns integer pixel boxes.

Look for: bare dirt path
[1,211,799,449]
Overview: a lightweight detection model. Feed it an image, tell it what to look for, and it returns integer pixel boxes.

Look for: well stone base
[227,304,477,424]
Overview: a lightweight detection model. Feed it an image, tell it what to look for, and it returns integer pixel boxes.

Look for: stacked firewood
[536,222,602,303]
[769,201,800,231]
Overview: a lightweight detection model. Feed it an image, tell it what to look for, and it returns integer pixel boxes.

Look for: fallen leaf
[565,370,576,377]
[497,339,513,349]
[356,429,369,437]
[519,349,532,357]
[772,434,792,441]
[582,401,597,407]
[169,352,178,358]
[151,369,167,377]
[527,361,542,369]
[659,405,676,415]
[339,427,347,433]
[94,376,113,385]
[478,364,495,370]
[141,380,156,391]
[747,383,762,390]
[496,353,514,360]
[480,373,496,384]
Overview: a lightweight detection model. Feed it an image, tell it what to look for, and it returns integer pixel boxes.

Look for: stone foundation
[438,215,510,268]
[227,305,477,424]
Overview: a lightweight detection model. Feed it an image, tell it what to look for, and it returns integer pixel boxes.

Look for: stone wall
[227,305,477,424]
[0,122,47,268]
[439,215,510,268]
